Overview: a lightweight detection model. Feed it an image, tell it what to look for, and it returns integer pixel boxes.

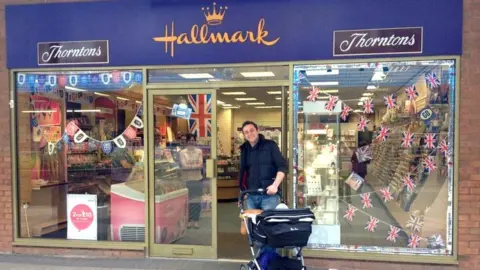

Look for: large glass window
[293,60,455,255]
[15,70,145,242]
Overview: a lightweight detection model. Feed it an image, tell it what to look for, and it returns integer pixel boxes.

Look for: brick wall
[1,0,479,269]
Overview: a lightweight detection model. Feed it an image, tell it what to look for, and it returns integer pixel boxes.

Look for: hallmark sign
[37,40,109,65]
[333,27,423,56]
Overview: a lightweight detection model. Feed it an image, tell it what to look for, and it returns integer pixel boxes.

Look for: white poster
[67,194,98,240]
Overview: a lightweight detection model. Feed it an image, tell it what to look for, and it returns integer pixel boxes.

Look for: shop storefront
[3,0,473,269]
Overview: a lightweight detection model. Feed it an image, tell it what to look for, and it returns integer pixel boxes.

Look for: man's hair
[241,120,258,131]
[186,133,197,142]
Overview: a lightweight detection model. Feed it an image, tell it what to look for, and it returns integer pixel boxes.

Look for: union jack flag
[363,98,374,114]
[401,131,415,148]
[360,193,373,209]
[405,85,419,101]
[425,72,441,89]
[403,175,416,192]
[424,133,437,149]
[423,156,437,173]
[307,87,319,101]
[297,72,306,82]
[439,139,449,156]
[341,105,352,121]
[324,96,339,111]
[376,126,390,142]
[387,226,400,243]
[406,213,424,233]
[384,94,397,109]
[408,235,422,248]
[365,217,379,232]
[187,94,212,137]
[380,187,393,202]
[343,205,357,222]
[357,117,369,132]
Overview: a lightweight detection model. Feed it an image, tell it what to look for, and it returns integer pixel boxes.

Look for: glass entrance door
[147,89,217,258]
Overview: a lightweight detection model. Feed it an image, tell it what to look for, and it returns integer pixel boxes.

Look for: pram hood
[256,208,315,223]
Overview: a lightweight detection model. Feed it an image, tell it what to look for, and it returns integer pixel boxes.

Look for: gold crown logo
[201,2,227,26]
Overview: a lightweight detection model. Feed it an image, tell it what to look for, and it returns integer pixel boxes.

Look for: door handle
[206,159,216,178]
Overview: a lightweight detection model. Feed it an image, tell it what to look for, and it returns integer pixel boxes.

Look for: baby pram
[238,189,315,270]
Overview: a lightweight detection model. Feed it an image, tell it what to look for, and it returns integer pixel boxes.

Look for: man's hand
[238,194,247,207]
[266,184,278,195]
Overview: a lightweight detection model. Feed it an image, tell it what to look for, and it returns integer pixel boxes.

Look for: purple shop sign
[333,27,423,56]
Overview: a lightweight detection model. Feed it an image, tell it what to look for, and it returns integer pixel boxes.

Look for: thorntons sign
[333,27,423,56]
[37,40,109,65]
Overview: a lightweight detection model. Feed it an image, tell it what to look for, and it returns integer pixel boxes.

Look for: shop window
[293,60,455,255]
[147,65,289,83]
[15,70,145,242]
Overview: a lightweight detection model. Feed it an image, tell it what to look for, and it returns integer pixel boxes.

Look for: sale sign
[67,194,98,240]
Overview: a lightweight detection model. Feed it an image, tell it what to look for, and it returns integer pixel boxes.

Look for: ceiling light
[66,109,101,113]
[275,97,282,100]
[94,92,110,97]
[235,97,257,101]
[217,100,225,104]
[366,85,377,90]
[222,92,246,95]
[319,89,339,93]
[116,97,129,101]
[360,97,369,100]
[240,71,275,78]
[357,102,363,105]
[267,91,282,95]
[22,110,56,113]
[371,72,386,81]
[362,93,374,97]
[354,109,362,113]
[136,101,142,104]
[65,86,86,92]
[223,104,233,107]
[246,102,265,105]
[178,73,214,79]
[255,106,282,109]
[306,69,339,76]
[318,96,329,100]
[311,82,339,86]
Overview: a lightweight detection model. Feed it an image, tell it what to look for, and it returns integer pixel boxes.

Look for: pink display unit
[111,183,188,243]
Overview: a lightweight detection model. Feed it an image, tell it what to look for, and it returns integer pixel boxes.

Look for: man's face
[242,124,259,144]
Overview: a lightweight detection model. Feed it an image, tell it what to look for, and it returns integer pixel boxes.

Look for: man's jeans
[246,194,280,255]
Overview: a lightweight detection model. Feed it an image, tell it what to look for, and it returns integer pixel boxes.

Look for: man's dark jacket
[239,134,287,191]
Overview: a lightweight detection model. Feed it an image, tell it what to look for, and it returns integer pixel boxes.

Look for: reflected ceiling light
[235,97,257,101]
[354,109,362,113]
[223,104,233,106]
[217,100,225,104]
[275,97,282,100]
[357,102,363,105]
[94,92,110,97]
[222,92,246,95]
[267,91,282,95]
[311,82,339,86]
[246,102,265,105]
[255,106,282,109]
[306,69,339,76]
[362,93,374,97]
[319,89,339,93]
[178,73,214,79]
[318,96,329,100]
[240,72,275,78]
[116,97,129,101]
[366,85,377,90]
[65,86,87,92]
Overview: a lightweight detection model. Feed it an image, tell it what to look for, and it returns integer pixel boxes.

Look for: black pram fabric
[251,208,315,248]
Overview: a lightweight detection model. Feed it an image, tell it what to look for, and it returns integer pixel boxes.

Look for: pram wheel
[240,261,257,270]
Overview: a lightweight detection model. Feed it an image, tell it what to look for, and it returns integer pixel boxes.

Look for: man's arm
[267,142,287,194]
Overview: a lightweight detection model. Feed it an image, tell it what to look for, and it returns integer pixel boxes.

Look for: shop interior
[15,60,453,258]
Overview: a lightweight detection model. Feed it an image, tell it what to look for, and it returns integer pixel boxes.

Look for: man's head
[241,120,259,145]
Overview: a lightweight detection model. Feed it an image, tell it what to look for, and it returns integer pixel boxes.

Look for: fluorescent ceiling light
[306,69,339,76]
[94,92,110,97]
[318,96,329,100]
[267,91,282,95]
[371,72,386,81]
[217,100,225,104]
[116,97,129,101]
[65,86,86,92]
[222,92,246,95]
[354,109,363,113]
[67,109,101,113]
[362,93,374,97]
[311,82,339,86]
[22,110,56,113]
[366,85,377,90]
[275,97,282,100]
[246,102,265,105]
[178,73,214,79]
[255,106,282,109]
[235,97,257,101]
[319,89,339,94]
[240,72,275,78]
[360,97,369,100]
[223,104,233,107]
[357,102,363,105]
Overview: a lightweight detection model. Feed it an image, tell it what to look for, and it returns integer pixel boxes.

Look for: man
[239,121,287,210]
